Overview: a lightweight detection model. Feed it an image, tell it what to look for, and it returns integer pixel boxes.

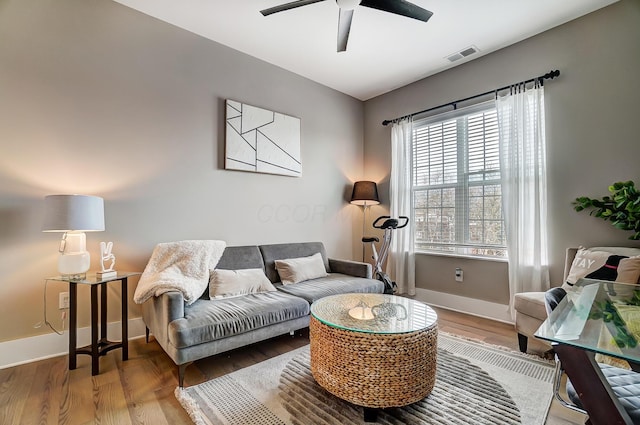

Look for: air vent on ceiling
[446,45,479,63]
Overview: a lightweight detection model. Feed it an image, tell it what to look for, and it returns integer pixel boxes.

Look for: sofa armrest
[329,258,373,279]
[142,291,185,348]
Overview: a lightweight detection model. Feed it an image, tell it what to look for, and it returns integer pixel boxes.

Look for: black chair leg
[178,363,192,388]
[145,327,150,343]
[518,333,528,353]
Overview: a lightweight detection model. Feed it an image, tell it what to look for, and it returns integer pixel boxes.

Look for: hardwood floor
[0,307,587,424]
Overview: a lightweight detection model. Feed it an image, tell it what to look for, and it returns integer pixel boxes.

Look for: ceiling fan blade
[337,8,354,52]
[360,0,433,22]
[260,0,326,16]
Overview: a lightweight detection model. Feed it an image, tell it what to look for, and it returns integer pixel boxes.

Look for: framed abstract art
[225,99,301,177]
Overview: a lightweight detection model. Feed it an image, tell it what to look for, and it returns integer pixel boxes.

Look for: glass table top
[47,272,141,285]
[535,278,640,363]
[310,293,437,334]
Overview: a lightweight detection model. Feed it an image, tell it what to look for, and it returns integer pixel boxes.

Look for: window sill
[415,250,508,263]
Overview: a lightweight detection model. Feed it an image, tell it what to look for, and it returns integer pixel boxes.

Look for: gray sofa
[142,242,384,386]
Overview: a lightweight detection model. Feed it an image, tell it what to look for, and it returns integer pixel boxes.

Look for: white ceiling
[112,0,617,101]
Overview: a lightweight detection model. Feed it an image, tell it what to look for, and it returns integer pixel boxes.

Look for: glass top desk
[535,278,640,425]
[48,272,140,375]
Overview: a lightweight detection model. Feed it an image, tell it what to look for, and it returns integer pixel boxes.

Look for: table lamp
[43,194,105,279]
[350,181,380,261]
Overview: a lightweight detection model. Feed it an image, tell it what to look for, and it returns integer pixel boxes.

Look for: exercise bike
[362,215,409,294]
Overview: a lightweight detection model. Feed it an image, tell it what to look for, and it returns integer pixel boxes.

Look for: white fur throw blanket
[134,240,226,305]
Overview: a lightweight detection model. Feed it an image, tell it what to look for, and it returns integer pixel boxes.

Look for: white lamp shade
[43,194,105,232]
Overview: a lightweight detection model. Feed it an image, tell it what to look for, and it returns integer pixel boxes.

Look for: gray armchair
[514,246,640,353]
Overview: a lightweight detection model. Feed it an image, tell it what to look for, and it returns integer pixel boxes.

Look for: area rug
[176,333,554,425]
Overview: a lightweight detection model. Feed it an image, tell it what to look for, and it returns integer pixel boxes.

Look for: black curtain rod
[381,69,560,126]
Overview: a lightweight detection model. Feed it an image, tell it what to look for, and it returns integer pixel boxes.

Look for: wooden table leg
[121,278,128,361]
[90,284,99,376]
[100,282,107,342]
[363,408,378,423]
[554,344,632,425]
[69,282,78,370]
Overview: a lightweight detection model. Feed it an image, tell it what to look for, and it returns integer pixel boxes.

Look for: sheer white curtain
[388,118,415,295]
[496,83,550,317]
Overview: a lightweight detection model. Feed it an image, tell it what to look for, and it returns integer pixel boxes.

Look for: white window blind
[413,102,506,258]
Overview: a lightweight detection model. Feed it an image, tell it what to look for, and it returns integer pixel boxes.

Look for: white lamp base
[58,232,90,279]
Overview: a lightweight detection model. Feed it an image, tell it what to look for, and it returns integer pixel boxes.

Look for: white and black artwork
[225,100,301,177]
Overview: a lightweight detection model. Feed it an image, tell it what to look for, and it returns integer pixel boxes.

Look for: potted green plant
[573,180,640,240]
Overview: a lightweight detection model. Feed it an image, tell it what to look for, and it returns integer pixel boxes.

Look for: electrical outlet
[59,292,70,310]
[455,268,463,282]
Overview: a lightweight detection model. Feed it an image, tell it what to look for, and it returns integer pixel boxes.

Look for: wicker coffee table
[309,293,438,422]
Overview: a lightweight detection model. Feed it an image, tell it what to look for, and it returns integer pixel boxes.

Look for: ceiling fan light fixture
[336,0,361,11]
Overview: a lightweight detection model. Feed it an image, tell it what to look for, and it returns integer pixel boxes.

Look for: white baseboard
[413,288,514,324]
[0,317,146,370]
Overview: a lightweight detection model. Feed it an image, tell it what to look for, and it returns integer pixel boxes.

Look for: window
[412,102,506,258]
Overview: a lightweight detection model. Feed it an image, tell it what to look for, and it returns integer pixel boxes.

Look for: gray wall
[0,0,364,343]
[2,0,638,345]
[364,0,640,305]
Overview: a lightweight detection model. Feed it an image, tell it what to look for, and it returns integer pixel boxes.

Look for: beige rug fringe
[175,387,207,425]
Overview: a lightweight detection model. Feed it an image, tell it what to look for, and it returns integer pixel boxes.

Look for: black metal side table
[49,272,140,375]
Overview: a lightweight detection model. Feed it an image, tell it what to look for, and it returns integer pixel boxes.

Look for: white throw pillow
[564,247,613,288]
[209,268,276,299]
[275,252,328,285]
[616,257,640,284]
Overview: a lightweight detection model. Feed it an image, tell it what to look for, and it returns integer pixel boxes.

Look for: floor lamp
[350,181,380,261]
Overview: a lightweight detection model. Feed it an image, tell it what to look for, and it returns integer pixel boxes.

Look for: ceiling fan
[260,0,433,52]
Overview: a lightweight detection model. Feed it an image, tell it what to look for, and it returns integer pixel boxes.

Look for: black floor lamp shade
[350,181,380,206]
